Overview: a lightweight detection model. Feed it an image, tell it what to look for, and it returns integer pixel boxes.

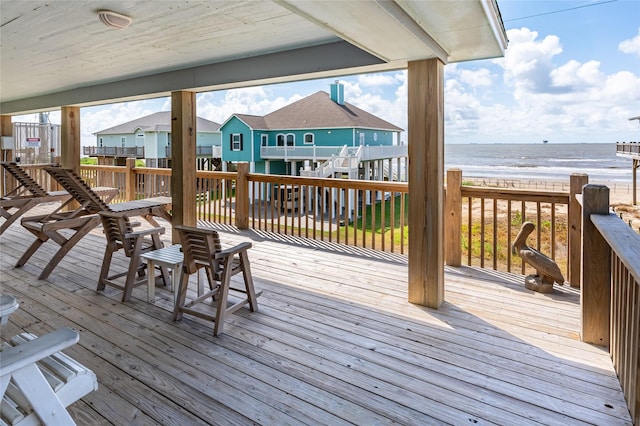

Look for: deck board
[0,205,632,425]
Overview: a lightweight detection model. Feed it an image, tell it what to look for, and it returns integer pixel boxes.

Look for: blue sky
[16,0,640,145]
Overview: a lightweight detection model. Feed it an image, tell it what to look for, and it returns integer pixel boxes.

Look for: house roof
[94,111,220,135]
[262,91,403,132]
[1,1,507,115]
[233,114,269,130]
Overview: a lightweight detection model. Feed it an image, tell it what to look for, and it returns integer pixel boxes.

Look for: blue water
[445,143,630,183]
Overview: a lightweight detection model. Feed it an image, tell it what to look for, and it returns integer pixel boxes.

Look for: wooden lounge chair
[1,162,70,235]
[16,167,171,280]
[174,225,259,336]
[0,162,118,235]
[98,211,169,302]
[0,295,98,426]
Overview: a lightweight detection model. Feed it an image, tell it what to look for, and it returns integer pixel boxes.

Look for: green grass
[354,194,408,233]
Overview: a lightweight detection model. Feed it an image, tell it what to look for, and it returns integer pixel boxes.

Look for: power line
[504,0,618,22]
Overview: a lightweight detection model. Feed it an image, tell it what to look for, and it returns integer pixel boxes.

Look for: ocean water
[445,143,631,184]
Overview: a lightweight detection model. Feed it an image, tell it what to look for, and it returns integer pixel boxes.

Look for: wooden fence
[582,184,639,424]
[445,169,587,287]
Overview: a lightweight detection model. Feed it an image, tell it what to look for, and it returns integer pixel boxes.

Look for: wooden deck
[0,205,632,425]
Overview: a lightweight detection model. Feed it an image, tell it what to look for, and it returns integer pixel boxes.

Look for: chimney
[330,81,344,105]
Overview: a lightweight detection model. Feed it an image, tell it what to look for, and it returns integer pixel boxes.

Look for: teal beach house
[219,82,406,181]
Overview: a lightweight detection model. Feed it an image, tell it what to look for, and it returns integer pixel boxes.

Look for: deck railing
[582,185,640,424]
[444,169,585,287]
[616,141,640,156]
[245,173,408,253]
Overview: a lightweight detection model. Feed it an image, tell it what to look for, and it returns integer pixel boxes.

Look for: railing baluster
[492,198,497,270]
[371,190,376,250]
[467,197,472,266]
[480,197,485,269]
[381,192,386,252]
[507,200,512,273]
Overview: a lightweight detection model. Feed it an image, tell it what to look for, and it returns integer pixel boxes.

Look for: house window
[231,133,243,151]
[277,133,295,147]
[359,133,365,146]
[304,133,314,145]
[99,138,103,147]
[121,137,126,147]
[261,134,268,147]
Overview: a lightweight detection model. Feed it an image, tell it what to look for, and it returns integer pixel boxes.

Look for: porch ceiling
[0,0,506,115]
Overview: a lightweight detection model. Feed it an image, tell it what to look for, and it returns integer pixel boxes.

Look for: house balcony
[83,145,222,159]
[616,141,640,158]
[83,146,145,158]
[165,145,222,158]
[260,145,407,162]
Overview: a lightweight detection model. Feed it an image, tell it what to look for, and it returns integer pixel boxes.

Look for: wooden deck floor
[0,205,632,425]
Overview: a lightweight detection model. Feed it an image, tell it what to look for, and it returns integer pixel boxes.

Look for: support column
[1,115,14,196]
[171,91,197,243]
[581,184,610,346]
[0,115,13,162]
[408,58,445,308]
[61,107,80,173]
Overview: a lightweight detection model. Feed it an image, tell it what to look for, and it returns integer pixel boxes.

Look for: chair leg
[240,251,259,312]
[173,269,189,321]
[213,259,232,337]
[151,233,170,286]
[97,247,114,291]
[38,219,98,280]
[122,240,145,302]
[15,236,47,268]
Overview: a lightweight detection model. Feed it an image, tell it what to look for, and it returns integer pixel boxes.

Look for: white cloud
[197,87,303,124]
[500,28,563,94]
[550,60,604,90]
[619,28,640,56]
[357,73,400,87]
[80,100,163,146]
[458,69,493,88]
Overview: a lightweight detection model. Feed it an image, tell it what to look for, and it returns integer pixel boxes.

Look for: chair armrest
[214,242,252,259]
[0,328,79,376]
[125,226,165,239]
[0,295,19,325]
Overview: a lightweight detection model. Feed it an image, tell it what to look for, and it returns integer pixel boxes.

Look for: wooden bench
[0,328,98,425]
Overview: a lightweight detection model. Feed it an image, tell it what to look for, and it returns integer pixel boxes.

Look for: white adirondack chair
[0,295,98,425]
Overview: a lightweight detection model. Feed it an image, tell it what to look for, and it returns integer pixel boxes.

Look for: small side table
[141,245,184,303]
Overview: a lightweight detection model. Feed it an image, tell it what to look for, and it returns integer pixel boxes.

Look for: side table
[140,244,184,303]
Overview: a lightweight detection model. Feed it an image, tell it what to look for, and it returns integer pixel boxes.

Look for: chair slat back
[45,167,112,214]
[175,225,222,274]
[99,212,136,255]
[1,162,49,197]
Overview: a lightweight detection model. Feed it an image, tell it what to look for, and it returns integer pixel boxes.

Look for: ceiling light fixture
[98,10,132,29]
